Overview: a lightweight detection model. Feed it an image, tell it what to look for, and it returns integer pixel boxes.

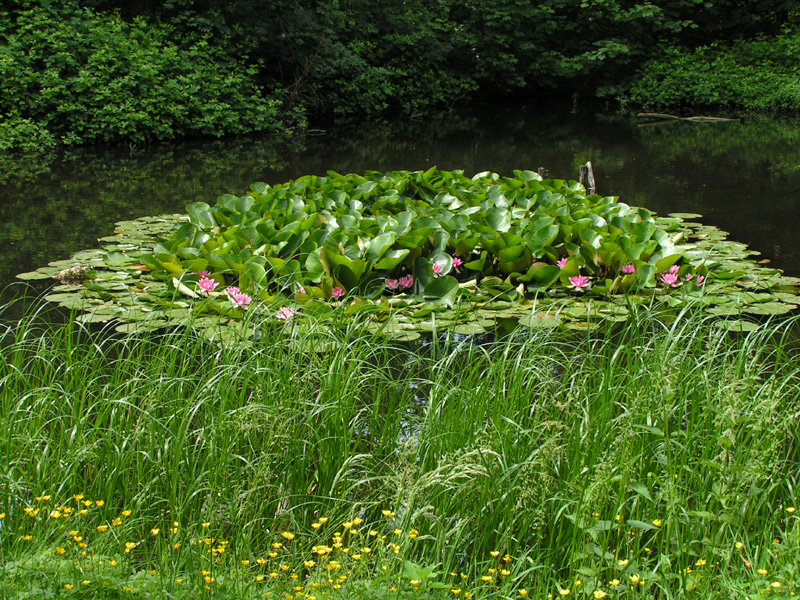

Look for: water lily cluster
[141,168,707,306]
[18,168,800,337]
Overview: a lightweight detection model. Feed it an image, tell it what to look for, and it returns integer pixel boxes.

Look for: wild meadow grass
[0,297,798,599]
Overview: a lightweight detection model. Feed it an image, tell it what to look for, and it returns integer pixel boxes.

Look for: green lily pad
[518,314,562,328]
[714,319,761,332]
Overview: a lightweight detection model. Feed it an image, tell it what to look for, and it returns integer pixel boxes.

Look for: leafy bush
[0,1,304,150]
[618,31,800,112]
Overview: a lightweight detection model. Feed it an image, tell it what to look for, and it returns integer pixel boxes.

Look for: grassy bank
[0,300,798,599]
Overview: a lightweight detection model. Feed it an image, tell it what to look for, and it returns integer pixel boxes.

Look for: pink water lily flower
[197,277,218,292]
[296,285,306,294]
[276,307,295,320]
[432,264,443,277]
[231,292,251,308]
[399,275,413,289]
[695,275,706,286]
[557,257,568,269]
[660,272,680,288]
[385,279,400,291]
[667,264,679,275]
[223,286,240,296]
[568,275,591,291]
[451,257,463,268]
[331,287,345,299]
[621,264,636,275]
[195,271,211,278]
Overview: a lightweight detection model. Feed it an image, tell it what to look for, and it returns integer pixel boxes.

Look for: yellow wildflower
[609,579,620,587]
[64,584,74,590]
[281,532,295,541]
[652,519,662,527]
[96,525,109,532]
[593,591,607,599]
[758,569,768,576]
[381,510,395,517]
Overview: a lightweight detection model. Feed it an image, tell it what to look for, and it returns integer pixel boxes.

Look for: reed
[1,297,797,598]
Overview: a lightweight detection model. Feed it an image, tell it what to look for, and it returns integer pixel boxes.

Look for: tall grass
[0,298,798,598]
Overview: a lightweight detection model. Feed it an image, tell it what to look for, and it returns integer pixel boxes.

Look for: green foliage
[0,0,303,151]
[1,0,797,144]
[17,167,800,339]
[0,302,798,598]
[618,30,800,112]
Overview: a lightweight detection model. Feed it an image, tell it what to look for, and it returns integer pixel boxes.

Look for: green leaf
[422,276,459,306]
[375,249,410,270]
[186,202,216,230]
[365,232,397,264]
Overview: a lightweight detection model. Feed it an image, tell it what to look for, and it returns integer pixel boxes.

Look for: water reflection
[2,106,799,303]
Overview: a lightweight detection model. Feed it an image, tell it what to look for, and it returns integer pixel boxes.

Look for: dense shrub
[616,31,800,112]
[0,1,304,150]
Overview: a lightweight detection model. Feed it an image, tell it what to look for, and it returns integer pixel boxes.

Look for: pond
[3,104,800,311]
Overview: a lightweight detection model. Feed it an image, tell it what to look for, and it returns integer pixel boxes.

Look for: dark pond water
[2,105,800,307]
